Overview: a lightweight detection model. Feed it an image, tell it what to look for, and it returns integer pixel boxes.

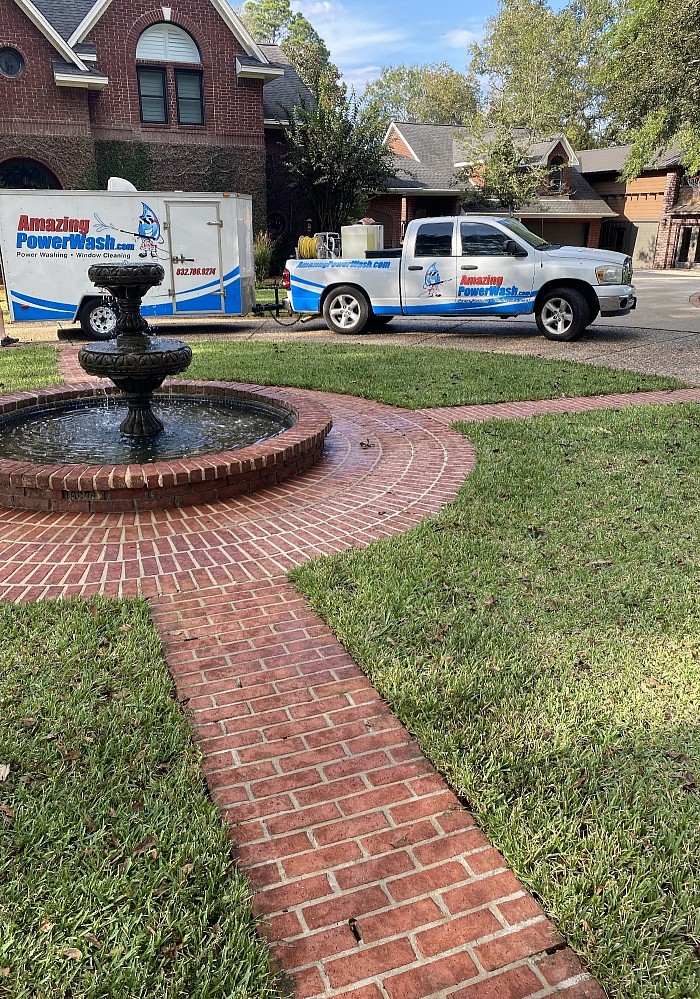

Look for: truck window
[460,222,508,256]
[414,222,454,257]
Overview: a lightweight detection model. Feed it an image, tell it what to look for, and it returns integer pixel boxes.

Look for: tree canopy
[602,0,700,178]
[470,0,615,148]
[283,90,394,233]
[237,0,341,97]
[458,124,548,214]
[363,63,479,126]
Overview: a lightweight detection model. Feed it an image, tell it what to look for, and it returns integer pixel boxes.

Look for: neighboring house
[0,0,311,235]
[370,121,616,251]
[579,145,697,269]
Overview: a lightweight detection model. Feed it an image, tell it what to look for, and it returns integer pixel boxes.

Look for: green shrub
[253,231,276,285]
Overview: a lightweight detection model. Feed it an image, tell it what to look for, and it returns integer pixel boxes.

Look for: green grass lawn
[0,345,61,393]
[186,341,681,409]
[292,403,700,999]
[0,599,280,999]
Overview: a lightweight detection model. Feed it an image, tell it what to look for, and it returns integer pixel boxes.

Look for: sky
[289,0,504,91]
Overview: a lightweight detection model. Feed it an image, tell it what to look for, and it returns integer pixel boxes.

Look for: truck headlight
[596,264,624,285]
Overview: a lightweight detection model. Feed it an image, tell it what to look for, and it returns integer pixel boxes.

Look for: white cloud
[290,1,409,80]
[443,28,482,49]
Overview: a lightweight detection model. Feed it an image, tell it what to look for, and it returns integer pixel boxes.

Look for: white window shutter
[137,24,201,64]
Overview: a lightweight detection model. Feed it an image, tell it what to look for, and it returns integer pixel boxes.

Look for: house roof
[517,168,617,218]
[384,121,614,217]
[258,44,314,124]
[30,0,95,40]
[576,144,683,175]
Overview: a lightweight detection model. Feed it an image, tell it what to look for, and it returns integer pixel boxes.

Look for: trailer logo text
[15,214,135,253]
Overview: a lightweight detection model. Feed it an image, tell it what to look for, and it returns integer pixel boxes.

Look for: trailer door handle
[461,265,478,271]
[408,265,423,271]
[207,221,223,227]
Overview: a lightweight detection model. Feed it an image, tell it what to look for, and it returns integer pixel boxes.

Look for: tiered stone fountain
[0,264,332,513]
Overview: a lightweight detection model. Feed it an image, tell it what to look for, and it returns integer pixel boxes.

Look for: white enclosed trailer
[0,188,255,336]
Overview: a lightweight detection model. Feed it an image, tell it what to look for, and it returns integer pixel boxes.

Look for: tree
[237,0,291,44]
[602,0,700,178]
[457,123,548,214]
[283,88,394,233]
[238,0,341,99]
[470,0,615,148]
[281,14,343,99]
[363,63,479,126]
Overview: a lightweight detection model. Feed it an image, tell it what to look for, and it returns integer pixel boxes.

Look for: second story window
[136,23,203,127]
[137,67,168,123]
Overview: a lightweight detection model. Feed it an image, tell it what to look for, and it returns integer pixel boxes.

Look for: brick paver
[0,342,644,997]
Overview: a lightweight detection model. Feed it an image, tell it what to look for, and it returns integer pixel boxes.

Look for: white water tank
[341,224,384,258]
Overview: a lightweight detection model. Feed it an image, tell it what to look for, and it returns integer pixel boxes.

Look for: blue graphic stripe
[290,273,327,292]
[12,290,77,311]
[179,266,239,298]
[291,280,322,313]
[402,297,535,316]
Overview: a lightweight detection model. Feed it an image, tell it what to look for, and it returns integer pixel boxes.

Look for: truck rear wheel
[80,298,118,340]
[323,285,370,335]
[535,287,589,342]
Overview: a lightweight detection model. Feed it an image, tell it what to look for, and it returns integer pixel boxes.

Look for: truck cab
[285,215,635,342]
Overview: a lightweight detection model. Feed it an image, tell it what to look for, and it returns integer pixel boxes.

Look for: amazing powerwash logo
[14,202,166,259]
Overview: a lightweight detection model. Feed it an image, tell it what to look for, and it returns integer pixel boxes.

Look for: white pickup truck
[283,215,636,342]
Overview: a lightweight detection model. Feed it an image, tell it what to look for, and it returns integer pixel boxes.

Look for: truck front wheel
[323,286,370,335]
[536,287,589,342]
[80,298,118,340]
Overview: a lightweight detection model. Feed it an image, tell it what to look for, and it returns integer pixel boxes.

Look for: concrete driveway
[7,270,700,385]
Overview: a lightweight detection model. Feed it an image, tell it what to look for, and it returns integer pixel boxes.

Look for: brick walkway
[4,347,698,998]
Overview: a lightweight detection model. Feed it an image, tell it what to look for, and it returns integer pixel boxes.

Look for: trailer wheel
[323,286,370,335]
[80,298,118,340]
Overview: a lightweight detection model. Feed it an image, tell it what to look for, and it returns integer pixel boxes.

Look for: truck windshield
[499,219,551,249]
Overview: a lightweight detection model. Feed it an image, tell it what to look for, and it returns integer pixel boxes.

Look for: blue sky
[290,0,504,90]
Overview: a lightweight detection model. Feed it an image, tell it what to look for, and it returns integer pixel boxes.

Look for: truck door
[166,201,225,314]
[455,221,535,315]
[401,220,458,314]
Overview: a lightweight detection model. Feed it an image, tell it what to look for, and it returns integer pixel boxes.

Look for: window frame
[174,68,204,127]
[137,65,169,125]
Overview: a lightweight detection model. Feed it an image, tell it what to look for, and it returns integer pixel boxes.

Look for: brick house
[579,145,698,269]
[369,122,616,251]
[0,0,311,238]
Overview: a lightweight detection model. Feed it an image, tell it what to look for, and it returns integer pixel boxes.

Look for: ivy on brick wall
[95,141,152,191]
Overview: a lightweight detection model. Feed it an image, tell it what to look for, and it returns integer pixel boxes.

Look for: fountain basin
[0,381,332,513]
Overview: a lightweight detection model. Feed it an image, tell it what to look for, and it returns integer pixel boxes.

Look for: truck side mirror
[504,239,528,257]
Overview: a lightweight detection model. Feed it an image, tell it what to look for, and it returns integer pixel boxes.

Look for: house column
[587,219,601,249]
[653,169,683,268]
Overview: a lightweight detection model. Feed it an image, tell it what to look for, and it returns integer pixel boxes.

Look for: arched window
[549,156,565,193]
[136,24,201,64]
[136,24,204,127]
[0,158,61,189]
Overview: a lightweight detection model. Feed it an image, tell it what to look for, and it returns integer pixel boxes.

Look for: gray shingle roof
[258,44,314,123]
[577,144,682,174]
[386,121,614,216]
[31,0,97,41]
[518,168,617,217]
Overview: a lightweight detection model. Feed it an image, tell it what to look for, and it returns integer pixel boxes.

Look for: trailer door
[166,200,225,314]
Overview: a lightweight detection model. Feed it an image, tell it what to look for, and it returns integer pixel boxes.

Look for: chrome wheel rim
[90,305,117,336]
[542,297,574,337]
[329,295,361,330]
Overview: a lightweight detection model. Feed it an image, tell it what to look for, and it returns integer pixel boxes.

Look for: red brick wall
[367,194,403,247]
[86,2,265,148]
[0,0,93,185]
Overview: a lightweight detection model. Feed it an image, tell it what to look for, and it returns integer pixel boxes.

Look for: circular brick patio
[4,343,695,997]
